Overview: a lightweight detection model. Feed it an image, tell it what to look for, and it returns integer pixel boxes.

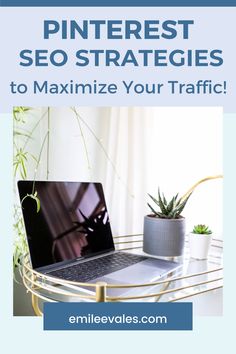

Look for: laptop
[18,181,181,296]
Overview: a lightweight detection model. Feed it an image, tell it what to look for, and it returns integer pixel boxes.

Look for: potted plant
[143,189,191,257]
[189,224,212,260]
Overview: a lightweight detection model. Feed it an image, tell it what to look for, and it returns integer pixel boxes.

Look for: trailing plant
[13,205,28,270]
[192,224,212,235]
[13,106,30,123]
[147,188,192,219]
[13,107,49,270]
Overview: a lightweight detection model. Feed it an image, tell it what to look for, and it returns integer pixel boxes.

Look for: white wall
[148,107,222,237]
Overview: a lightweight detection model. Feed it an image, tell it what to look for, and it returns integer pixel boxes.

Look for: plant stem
[71,107,134,198]
[46,107,50,180]
[181,175,223,201]
[22,109,48,151]
[71,107,92,180]
[32,131,49,194]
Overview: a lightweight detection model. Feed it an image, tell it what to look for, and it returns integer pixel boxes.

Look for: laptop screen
[18,181,115,270]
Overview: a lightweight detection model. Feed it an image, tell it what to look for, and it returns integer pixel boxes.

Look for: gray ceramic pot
[143,215,186,257]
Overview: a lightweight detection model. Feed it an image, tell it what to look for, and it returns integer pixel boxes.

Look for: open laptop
[18,181,181,294]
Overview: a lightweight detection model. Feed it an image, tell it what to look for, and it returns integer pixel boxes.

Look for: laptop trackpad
[100,259,180,284]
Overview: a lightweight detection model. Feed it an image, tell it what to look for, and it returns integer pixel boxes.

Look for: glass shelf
[21,234,223,316]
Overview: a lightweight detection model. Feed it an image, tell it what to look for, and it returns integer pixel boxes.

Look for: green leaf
[14,131,32,139]
[34,196,41,213]
[13,162,19,177]
[148,193,160,207]
[21,193,41,213]
[192,224,212,234]
[147,203,158,216]
[147,188,192,219]
[29,153,38,162]
[162,193,167,205]
[175,192,192,216]
[168,209,177,218]
[156,212,168,219]
[158,188,167,215]
[21,159,27,179]
[166,196,175,213]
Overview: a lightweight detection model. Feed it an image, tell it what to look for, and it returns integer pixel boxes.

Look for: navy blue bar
[1,0,236,6]
[44,302,193,331]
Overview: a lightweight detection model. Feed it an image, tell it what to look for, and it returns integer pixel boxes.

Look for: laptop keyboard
[47,252,148,282]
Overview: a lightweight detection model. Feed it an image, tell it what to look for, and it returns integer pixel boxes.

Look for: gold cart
[22,234,223,316]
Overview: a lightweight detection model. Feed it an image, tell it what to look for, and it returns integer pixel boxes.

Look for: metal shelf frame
[21,235,223,316]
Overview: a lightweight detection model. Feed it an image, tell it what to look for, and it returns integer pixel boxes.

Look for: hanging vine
[13,107,50,270]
